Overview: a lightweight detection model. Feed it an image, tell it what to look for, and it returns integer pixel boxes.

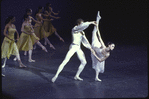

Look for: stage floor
[2,42,148,98]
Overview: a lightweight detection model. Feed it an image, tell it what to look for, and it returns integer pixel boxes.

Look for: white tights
[54,44,87,78]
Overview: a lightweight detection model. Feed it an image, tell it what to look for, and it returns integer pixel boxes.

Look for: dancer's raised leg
[36,41,48,52]
[44,37,56,50]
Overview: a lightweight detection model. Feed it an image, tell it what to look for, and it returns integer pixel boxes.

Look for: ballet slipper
[74,76,83,81]
[28,59,35,62]
[51,76,58,83]
[60,37,65,42]
[19,63,27,68]
[13,57,17,61]
[2,74,5,77]
[50,44,56,50]
[95,78,102,82]
[2,64,6,68]
[42,46,48,52]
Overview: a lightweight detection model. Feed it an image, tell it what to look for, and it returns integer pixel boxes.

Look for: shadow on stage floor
[2,42,148,98]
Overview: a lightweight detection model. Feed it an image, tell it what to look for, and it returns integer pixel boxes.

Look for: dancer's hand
[90,48,96,55]
[56,17,61,19]
[91,21,97,26]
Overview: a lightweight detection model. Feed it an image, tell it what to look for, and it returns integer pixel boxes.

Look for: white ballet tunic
[91,48,105,73]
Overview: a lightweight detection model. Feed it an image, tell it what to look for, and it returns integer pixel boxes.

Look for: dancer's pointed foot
[2,64,5,68]
[96,11,101,25]
[19,63,27,68]
[24,51,27,56]
[95,78,102,82]
[42,46,48,52]
[60,37,65,42]
[13,57,17,61]
[2,74,5,77]
[50,44,56,50]
[51,76,58,83]
[28,59,35,62]
[74,76,83,81]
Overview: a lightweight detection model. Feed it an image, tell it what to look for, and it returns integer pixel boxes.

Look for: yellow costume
[34,23,46,40]
[1,27,19,59]
[17,25,39,51]
[43,20,56,37]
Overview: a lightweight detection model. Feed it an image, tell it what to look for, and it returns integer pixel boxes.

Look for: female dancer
[23,8,42,56]
[14,15,48,62]
[1,16,27,68]
[42,6,64,47]
[34,6,55,49]
[91,11,115,81]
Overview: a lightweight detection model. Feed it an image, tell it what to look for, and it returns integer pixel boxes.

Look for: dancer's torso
[7,25,16,40]
[71,28,85,46]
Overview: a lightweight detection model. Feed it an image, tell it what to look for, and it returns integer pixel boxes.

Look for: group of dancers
[1,3,115,82]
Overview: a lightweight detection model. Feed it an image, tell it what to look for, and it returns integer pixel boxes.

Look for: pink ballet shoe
[19,63,27,68]
[42,46,48,52]
[50,44,56,50]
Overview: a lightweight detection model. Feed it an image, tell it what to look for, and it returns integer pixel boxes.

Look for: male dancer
[51,19,97,83]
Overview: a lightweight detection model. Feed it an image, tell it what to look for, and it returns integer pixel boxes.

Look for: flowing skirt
[17,33,39,51]
[43,21,56,37]
[1,37,19,59]
[34,23,46,40]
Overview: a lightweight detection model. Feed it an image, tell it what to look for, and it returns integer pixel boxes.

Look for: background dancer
[24,8,42,56]
[1,16,27,68]
[42,6,64,49]
[34,6,55,50]
[91,11,115,81]
[51,19,98,83]
[14,15,48,62]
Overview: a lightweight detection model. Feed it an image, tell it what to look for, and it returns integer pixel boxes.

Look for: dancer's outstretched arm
[37,14,51,22]
[50,7,59,15]
[72,21,96,33]
[30,16,41,24]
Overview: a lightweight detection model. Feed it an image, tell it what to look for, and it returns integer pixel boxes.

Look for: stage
[2,41,148,98]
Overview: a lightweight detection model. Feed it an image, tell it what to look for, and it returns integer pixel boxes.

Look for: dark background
[1,0,147,45]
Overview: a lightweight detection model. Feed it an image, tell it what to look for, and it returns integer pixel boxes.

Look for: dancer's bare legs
[24,51,27,56]
[44,37,55,50]
[54,31,65,42]
[28,49,35,62]
[36,41,48,52]
[13,54,27,67]
[29,41,47,62]
[95,68,102,81]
